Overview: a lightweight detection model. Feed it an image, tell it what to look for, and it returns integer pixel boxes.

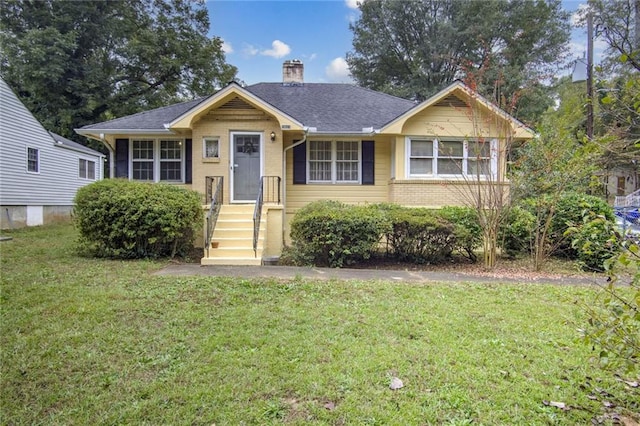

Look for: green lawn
[0,224,631,424]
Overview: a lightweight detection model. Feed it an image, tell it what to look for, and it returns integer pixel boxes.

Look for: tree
[580,0,640,194]
[0,0,237,142]
[346,0,571,125]
[510,78,601,270]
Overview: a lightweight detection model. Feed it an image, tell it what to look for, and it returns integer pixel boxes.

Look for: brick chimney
[282,59,303,84]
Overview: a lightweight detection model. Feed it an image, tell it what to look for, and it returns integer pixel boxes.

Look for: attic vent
[219,97,255,110]
[434,95,468,108]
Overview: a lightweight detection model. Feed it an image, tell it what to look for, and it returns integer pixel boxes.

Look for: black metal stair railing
[205,176,223,258]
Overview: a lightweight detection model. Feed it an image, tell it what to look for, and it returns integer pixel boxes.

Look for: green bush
[385,207,456,263]
[569,213,618,272]
[289,200,389,267]
[439,206,482,262]
[552,192,614,258]
[499,206,535,258]
[74,179,203,259]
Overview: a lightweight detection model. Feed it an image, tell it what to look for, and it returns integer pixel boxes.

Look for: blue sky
[207,0,603,85]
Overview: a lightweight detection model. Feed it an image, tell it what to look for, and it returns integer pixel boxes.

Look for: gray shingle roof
[78,83,416,133]
[245,83,416,133]
[77,97,208,131]
[49,132,104,157]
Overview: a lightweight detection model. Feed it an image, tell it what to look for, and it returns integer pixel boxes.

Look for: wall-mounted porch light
[270,131,276,142]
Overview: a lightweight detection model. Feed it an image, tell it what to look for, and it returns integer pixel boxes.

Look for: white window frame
[130,138,185,183]
[26,147,39,174]
[307,139,361,184]
[79,158,96,180]
[406,137,497,179]
[203,137,219,159]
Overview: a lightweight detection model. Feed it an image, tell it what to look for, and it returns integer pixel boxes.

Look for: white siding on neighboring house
[0,78,104,226]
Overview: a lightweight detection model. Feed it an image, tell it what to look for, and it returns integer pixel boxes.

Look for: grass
[0,224,636,425]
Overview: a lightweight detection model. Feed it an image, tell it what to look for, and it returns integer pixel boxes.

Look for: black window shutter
[362,140,375,185]
[293,141,306,184]
[185,139,192,184]
[115,139,129,178]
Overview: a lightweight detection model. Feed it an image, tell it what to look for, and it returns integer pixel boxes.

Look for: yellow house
[76,60,533,266]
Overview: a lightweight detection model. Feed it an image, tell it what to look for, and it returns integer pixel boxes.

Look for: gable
[168,83,303,131]
[380,82,534,140]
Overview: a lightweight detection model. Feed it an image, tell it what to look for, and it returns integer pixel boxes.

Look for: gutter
[101,134,116,179]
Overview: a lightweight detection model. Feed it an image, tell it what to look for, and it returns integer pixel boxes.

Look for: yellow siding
[401,106,507,138]
[285,137,391,214]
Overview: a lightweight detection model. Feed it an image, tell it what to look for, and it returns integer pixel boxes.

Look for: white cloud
[345,0,359,9]
[221,40,233,54]
[243,43,259,56]
[571,3,590,27]
[325,57,352,82]
[261,40,291,58]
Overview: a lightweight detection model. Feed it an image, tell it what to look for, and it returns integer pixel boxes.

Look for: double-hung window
[308,140,360,183]
[27,147,39,173]
[79,159,96,180]
[132,140,155,181]
[408,138,494,178]
[131,139,183,182]
[160,140,182,181]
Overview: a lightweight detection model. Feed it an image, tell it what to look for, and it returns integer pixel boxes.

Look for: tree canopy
[0,0,237,141]
[346,0,571,125]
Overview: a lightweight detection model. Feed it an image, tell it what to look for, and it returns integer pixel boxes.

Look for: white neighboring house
[0,78,104,229]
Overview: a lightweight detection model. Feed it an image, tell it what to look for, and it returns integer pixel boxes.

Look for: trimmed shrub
[289,200,389,267]
[74,179,203,259]
[385,207,456,263]
[499,205,536,258]
[439,206,482,262]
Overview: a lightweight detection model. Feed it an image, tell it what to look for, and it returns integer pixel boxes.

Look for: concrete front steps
[201,204,265,266]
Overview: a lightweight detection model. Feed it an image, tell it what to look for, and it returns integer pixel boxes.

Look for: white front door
[231,132,262,202]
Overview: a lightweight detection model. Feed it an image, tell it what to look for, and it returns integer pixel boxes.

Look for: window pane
[310,141,331,160]
[410,158,432,175]
[132,162,154,180]
[27,148,39,172]
[160,140,181,160]
[309,161,331,181]
[336,141,358,160]
[88,161,95,179]
[410,140,433,157]
[337,161,359,181]
[438,141,463,157]
[439,158,463,174]
[468,159,490,176]
[79,159,86,178]
[336,141,359,181]
[204,139,219,158]
[468,141,490,158]
[236,135,259,154]
[133,140,154,160]
[160,161,181,181]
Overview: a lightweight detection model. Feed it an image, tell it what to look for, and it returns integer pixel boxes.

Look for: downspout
[100,133,115,179]
[281,127,308,245]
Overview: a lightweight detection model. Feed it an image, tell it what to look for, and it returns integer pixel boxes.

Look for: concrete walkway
[156,264,603,286]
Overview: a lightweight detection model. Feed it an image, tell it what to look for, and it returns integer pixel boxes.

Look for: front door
[231,132,262,202]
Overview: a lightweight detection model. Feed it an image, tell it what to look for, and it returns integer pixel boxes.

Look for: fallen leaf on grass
[324,402,336,411]
[390,377,404,390]
[543,400,571,411]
